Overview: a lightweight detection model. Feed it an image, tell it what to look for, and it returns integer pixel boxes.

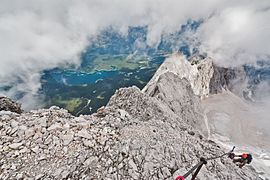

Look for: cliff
[143,54,248,99]
[0,55,260,179]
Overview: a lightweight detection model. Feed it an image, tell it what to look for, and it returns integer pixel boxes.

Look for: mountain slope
[0,71,259,179]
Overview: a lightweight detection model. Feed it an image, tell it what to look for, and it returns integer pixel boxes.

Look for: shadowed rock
[0,96,23,114]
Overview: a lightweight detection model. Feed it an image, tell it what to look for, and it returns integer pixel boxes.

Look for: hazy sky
[0,0,270,108]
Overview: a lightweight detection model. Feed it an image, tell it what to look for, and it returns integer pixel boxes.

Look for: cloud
[196,0,270,67]
[0,0,270,109]
[251,81,270,138]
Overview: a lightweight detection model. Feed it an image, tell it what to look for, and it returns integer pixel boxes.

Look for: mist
[0,0,270,109]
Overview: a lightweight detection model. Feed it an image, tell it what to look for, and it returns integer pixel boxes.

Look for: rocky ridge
[0,55,260,179]
[143,54,248,99]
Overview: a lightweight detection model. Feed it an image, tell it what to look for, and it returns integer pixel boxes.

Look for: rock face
[0,72,260,179]
[0,96,23,114]
[143,54,214,98]
[143,54,248,99]
[209,65,248,98]
[143,72,206,134]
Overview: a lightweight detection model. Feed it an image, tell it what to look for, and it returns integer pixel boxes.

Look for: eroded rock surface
[143,54,248,99]
[0,74,259,179]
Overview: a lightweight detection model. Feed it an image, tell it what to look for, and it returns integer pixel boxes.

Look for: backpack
[228,152,235,159]
[246,154,252,164]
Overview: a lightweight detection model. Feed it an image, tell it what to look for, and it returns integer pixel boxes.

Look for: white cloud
[196,0,270,67]
[252,81,270,138]
[0,0,270,109]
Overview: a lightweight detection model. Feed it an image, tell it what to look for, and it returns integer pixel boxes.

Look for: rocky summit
[0,55,260,179]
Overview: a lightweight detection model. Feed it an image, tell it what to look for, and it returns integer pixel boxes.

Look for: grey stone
[19,147,28,153]
[61,170,70,178]
[44,135,52,145]
[9,142,23,150]
[3,145,9,151]
[37,118,47,127]
[31,146,39,153]
[53,168,63,177]
[25,128,35,139]
[76,128,92,139]
[1,114,11,120]
[63,147,68,154]
[128,159,137,171]
[47,123,62,131]
[19,125,28,131]
[35,174,44,180]
[119,109,129,119]
[11,120,19,128]
[16,173,23,179]
[60,134,74,145]
[84,156,98,166]
[83,139,94,147]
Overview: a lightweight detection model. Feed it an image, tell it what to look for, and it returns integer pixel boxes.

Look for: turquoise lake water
[51,69,119,85]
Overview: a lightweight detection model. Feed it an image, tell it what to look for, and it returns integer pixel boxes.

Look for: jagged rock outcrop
[209,65,248,98]
[143,54,214,98]
[143,72,206,134]
[0,71,259,179]
[143,54,248,99]
[0,96,23,114]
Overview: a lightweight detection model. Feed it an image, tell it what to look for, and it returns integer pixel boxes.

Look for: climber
[227,152,252,168]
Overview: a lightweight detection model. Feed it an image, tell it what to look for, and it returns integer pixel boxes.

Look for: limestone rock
[76,128,92,139]
[9,142,23,150]
[143,54,214,98]
[143,54,247,99]
[60,134,74,145]
[47,123,62,131]
[0,96,23,113]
